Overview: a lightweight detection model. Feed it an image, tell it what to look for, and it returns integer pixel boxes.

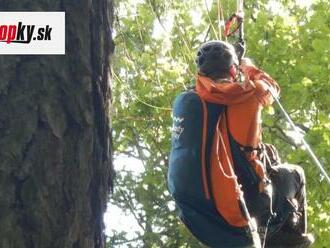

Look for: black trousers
[268,164,307,241]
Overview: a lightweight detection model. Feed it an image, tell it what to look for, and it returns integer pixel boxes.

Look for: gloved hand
[239,57,257,81]
[240,57,254,67]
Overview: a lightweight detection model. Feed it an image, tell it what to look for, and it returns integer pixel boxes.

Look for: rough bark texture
[0,1,114,247]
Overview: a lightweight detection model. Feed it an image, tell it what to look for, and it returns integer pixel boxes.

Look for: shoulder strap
[197,92,211,200]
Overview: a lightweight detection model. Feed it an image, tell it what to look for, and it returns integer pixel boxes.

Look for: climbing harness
[224,0,330,189]
[224,2,330,245]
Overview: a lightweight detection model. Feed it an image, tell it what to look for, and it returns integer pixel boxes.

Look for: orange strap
[199,95,211,199]
[211,113,248,227]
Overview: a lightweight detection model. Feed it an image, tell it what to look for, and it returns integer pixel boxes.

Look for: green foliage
[109,0,330,247]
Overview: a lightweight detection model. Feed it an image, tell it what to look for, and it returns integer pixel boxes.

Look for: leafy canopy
[108,0,330,247]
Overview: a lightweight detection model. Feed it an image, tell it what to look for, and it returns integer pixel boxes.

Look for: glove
[239,58,257,81]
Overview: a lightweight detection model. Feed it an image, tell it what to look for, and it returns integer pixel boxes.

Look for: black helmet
[196,40,238,80]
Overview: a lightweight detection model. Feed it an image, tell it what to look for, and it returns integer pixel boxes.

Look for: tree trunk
[0,1,114,247]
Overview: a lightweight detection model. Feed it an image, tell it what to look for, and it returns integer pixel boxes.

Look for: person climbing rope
[168,40,315,247]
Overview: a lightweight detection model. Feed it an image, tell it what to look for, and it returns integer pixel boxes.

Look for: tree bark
[0,1,114,247]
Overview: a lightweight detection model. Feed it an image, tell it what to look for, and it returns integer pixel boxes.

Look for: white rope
[268,88,330,187]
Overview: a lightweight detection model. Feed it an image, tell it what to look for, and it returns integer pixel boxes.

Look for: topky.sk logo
[0,12,65,55]
[0,22,52,44]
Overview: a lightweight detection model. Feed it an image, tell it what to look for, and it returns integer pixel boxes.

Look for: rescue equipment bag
[168,90,253,247]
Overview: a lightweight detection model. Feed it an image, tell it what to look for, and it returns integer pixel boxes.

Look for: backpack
[168,90,253,247]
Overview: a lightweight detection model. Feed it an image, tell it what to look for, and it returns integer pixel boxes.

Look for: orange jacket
[195,65,279,227]
[227,67,280,147]
[196,65,280,148]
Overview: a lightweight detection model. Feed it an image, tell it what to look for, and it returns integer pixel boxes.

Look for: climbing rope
[226,0,330,188]
[204,0,220,40]
[217,0,225,40]
[268,88,330,187]
[225,0,330,188]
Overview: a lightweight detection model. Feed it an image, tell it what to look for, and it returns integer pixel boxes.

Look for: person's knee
[271,164,306,198]
[281,164,306,185]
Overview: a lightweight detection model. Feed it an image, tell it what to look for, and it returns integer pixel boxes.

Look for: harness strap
[237,143,272,193]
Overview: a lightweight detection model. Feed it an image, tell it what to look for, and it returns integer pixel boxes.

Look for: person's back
[168,40,314,247]
[168,89,253,247]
